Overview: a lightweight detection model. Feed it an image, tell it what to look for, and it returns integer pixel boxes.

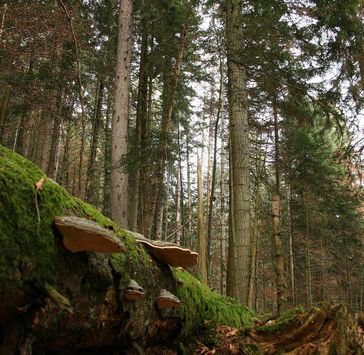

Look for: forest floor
[139,305,364,354]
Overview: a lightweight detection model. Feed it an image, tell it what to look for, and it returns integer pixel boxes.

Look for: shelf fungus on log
[130,232,198,268]
[156,289,181,309]
[124,280,145,300]
[54,216,127,253]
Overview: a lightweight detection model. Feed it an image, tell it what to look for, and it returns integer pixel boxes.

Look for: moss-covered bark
[0,145,253,354]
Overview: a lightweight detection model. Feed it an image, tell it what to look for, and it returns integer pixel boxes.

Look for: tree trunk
[47,90,63,180]
[129,22,149,232]
[207,68,222,279]
[226,135,237,298]
[288,181,296,306]
[305,191,313,309]
[197,155,208,284]
[272,103,286,314]
[103,89,112,217]
[86,79,105,204]
[206,83,215,223]
[186,132,193,248]
[225,0,251,305]
[219,59,226,295]
[110,0,133,228]
[0,85,10,141]
[175,125,182,245]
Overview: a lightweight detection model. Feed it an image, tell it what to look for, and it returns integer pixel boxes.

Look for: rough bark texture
[226,0,251,305]
[110,0,132,228]
[0,145,253,354]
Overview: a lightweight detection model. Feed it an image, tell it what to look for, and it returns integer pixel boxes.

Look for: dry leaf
[226,329,239,337]
[35,176,45,191]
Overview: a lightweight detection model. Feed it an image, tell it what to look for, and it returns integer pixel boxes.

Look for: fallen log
[0,145,253,354]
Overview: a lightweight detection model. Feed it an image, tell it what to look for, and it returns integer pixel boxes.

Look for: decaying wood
[247,304,364,354]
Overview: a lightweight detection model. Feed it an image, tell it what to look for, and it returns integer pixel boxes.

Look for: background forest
[0,0,363,315]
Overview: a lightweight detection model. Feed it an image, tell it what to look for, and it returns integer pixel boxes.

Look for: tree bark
[207,69,222,279]
[226,135,237,298]
[86,79,105,204]
[175,125,182,245]
[225,0,251,304]
[0,85,10,141]
[129,22,149,232]
[110,0,133,228]
[47,90,63,180]
[272,103,286,314]
[197,155,208,284]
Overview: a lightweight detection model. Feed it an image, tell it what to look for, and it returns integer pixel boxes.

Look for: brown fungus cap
[156,289,181,309]
[54,216,127,253]
[129,232,198,268]
[124,280,145,300]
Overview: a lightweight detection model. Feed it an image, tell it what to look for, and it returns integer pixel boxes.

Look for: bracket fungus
[124,280,145,300]
[156,289,181,309]
[54,216,127,253]
[129,232,198,268]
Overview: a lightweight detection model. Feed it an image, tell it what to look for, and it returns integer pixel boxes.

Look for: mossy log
[245,304,364,354]
[0,145,253,354]
[194,305,364,354]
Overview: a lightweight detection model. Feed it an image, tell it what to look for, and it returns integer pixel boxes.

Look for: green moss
[174,268,255,338]
[0,145,257,342]
[254,305,305,333]
[0,145,150,290]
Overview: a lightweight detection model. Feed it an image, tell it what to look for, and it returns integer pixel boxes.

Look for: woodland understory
[1,0,364,353]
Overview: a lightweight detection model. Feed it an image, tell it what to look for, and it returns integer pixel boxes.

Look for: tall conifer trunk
[110,0,132,228]
[225,0,251,305]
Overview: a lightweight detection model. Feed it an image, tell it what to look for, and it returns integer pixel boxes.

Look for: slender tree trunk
[186,133,193,248]
[207,66,223,279]
[206,84,215,221]
[0,85,10,141]
[219,59,226,295]
[110,0,133,228]
[164,168,171,240]
[60,119,71,191]
[34,113,46,168]
[47,90,63,180]
[86,79,105,203]
[176,148,182,245]
[272,103,286,314]
[304,191,313,309]
[197,155,208,284]
[140,56,154,234]
[143,8,191,238]
[225,0,251,304]
[155,190,164,240]
[226,135,237,298]
[288,181,296,306]
[103,89,112,217]
[129,23,148,232]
